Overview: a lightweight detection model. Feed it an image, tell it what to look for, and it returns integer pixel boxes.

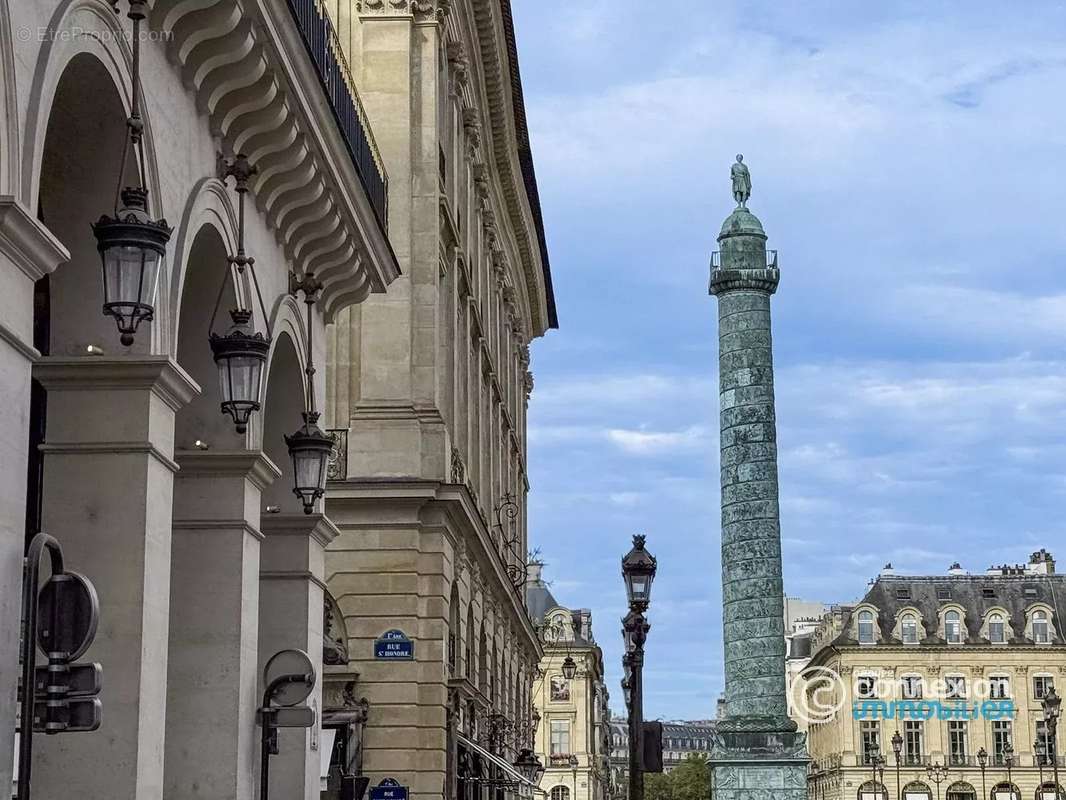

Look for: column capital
[175,449,282,491]
[0,195,69,282]
[34,355,200,411]
[260,512,340,548]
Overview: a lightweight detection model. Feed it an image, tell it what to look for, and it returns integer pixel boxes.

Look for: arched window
[988,613,1006,644]
[989,783,1018,800]
[901,613,919,645]
[1033,609,1050,644]
[858,780,887,800]
[551,787,570,800]
[945,610,963,644]
[944,781,976,800]
[902,781,932,799]
[858,610,875,644]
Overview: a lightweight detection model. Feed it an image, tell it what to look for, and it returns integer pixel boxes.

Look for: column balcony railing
[286,0,389,229]
[710,250,778,271]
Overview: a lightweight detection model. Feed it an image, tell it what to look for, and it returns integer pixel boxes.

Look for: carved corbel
[462,108,482,154]
[448,41,470,89]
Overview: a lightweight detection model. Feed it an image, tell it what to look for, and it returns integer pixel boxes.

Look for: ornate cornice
[357,0,450,20]
[152,0,400,321]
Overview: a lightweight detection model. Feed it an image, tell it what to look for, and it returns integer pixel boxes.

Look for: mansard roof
[833,572,1066,648]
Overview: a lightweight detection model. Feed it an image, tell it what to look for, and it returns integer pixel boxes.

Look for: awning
[457,734,540,793]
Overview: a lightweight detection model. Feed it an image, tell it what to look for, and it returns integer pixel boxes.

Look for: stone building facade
[319,1,557,799]
[805,550,1065,800]
[526,565,611,800]
[1,0,398,797]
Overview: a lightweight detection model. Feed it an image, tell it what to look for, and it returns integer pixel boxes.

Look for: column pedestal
[0,197,67,792]
[164,450,281,800]
[709,731,809,800]
[31,356,198,800]
[259,512,338,800]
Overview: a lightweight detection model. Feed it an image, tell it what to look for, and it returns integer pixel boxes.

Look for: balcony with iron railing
[286,0,389,229]
[710,249,778,271]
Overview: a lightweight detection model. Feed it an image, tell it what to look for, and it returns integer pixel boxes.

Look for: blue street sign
[374,630,415,660]
[370,779,408,800]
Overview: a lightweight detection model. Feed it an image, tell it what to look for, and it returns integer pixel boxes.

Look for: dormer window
[936,588,951,601]
[858,610,876,645]
[896,588,911,600]
[901,613,919,645]
[945,610,963,644]
[982,587,996,599]
[1033,610,1050,644]
[988,613,1006,644]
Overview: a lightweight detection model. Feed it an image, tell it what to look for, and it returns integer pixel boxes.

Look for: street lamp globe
[562,656,577,681]
[977,746,988,768]
[92,187,172,346]
[621,534,657,611]
[284,412,334,513]
[1044,687,1062,730]
[209,309,270,433]
[514,749,545,784]
[891,730,903,759]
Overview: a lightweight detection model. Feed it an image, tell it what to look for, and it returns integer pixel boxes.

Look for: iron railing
[326,428,348,481]
[286,0,388,230]
[710,249,778,270]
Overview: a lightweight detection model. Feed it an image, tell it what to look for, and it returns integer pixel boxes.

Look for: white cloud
[606,425,710,455]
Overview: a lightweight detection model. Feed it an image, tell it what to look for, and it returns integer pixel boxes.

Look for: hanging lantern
[513,749,545,784]
[92,187,171,346]
[209,309,270,433]
[285,411,334,514]
[561,656,577,681]
[621,533,657,611]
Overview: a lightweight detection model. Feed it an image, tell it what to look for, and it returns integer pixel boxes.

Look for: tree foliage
[638,755,711,800]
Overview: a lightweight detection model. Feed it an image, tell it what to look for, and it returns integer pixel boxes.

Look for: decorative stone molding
[357,0,446,16]
[517,344,530,369]
[523,369,534,397]
[152,0,399,321]
[451,446,466,484]
[462,108,482,154]
[447,40,470,89]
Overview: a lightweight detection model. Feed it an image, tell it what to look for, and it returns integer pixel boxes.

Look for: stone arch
[260,330,309,514]
[945,781,975,800]
[0,0,19,197]
[173,223,243,450]
[169,178,241,359]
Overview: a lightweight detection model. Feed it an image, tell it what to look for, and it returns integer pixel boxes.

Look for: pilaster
[259,512,339,800]
[165,450,281,800]
[30,355,199,800]
[0,195,67,797]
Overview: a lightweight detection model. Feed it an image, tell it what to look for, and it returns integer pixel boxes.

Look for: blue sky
[511,1,1066,720]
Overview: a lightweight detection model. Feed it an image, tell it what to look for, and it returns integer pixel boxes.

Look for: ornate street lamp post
[977,747,988,800]
[925,761,948,800]
[209,154,271,434]
[621,534,656,800]
[285,272,334,513]
[1038,737,1048,794]
[892,731,903,800]
[1044,687,1062,799]
[868,743,881,797]
[92,0,171,347]
[514,749,545,785]
[1004,743,1016,799]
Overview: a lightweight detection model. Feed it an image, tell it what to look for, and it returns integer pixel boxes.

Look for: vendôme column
[707,156,808,799]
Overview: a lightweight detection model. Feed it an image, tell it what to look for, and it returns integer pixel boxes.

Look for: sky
[510,0,1066,721]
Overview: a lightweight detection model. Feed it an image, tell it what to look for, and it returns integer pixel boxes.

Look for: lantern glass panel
[102,245,161,319]
[220,354,263,405]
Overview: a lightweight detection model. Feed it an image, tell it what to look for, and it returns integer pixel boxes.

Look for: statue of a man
[731,154,751,208]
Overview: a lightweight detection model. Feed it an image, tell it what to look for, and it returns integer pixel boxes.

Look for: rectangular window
[1034,675,1054,700]
[857,675,877,699]
[860,721,880,765]
[948,721,967,765]
[901,675,923,699]
[904,721,923,765]
[550,720,570,756]
[989,676,1010,699]
[989,618,1005,643]
[945,676,966,699]
[1037,720,1052,767]
[992,720,1012,765]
